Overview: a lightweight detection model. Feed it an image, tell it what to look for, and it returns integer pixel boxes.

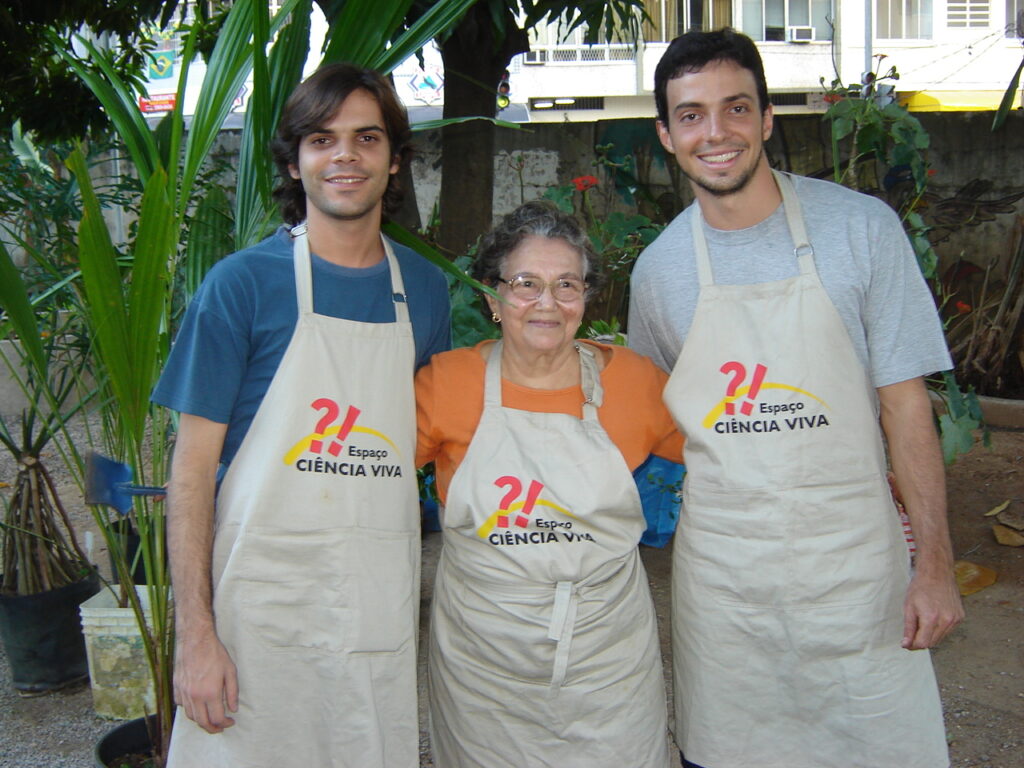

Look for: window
[877,0,933,38]
[948,0,990,27]
[1007,0,1024,36]
[740,0,832,42]
[643,0,733,42]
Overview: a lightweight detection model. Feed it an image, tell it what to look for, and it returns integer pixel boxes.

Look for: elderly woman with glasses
[415,200,683,767]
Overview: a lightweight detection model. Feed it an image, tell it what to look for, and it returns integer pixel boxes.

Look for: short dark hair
[472,200,603,295]
[271,63,413,225]
[654,28,770,125]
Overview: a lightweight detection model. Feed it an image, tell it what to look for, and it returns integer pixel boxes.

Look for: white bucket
[79,586,157,720]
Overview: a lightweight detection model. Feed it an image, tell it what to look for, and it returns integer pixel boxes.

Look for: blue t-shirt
[152,227,451,466]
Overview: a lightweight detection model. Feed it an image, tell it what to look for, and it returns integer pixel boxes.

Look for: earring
[491,313,501,323]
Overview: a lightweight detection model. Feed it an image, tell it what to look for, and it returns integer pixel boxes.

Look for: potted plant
[0,286,100,695]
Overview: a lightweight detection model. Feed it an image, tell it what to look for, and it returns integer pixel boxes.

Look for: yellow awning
[901,90,1020,111]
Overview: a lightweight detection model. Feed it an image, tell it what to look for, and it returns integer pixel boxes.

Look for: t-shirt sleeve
[638,355,685,463]
[603,346,685,468]
[393,242,452,370]
[151,272,250,423]
[627,255,674,373]
[420,269,452,369]
[414,359,441,468]
[864,205,953,387]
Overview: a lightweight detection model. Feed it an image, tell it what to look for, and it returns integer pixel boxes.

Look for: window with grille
[876,0,933,38]
[740,0,833,41]
[948,0,990,27]
[643,0,733,42]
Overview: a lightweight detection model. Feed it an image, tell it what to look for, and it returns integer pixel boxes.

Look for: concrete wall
[406,110,1024,270]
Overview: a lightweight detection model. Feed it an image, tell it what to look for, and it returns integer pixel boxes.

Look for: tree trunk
[438,5,528,256]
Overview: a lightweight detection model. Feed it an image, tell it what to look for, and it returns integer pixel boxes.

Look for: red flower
[823,93,843,104]
[956,301,972,315]
[572,175,599,192]
[927,168,937,177]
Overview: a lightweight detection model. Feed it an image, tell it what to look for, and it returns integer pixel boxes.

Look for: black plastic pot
[0,568,101,695]
[94,715,156,767]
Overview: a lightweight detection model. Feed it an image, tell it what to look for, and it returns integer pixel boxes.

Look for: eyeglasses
[495,274,587,303]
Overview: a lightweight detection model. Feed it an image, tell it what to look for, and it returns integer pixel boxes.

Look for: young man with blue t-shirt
[153,64,450,768]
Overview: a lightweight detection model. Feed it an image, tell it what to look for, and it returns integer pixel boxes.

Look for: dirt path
[1,429,1021,766]
[932,429,1024,767]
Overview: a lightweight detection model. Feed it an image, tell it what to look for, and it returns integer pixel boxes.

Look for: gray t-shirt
[628,173,952,388]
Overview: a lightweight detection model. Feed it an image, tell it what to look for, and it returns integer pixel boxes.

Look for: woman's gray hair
[471,200,603,294]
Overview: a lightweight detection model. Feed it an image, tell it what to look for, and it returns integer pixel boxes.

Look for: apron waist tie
[546,580,579,693]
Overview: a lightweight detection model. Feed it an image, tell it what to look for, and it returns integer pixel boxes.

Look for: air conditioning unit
[786,26,815,42]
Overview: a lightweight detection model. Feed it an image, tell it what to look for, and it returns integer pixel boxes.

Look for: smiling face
[485,235,587,359]
[288,88,399,226]
[656,59,774,201]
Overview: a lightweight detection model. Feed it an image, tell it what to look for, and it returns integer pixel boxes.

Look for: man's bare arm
[878,377,964,650]
[168,413,238,733]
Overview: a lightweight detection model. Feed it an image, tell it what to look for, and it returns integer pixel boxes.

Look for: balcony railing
[522,44,637,65]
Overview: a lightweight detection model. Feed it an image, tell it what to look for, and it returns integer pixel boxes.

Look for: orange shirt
[415,340,685,504]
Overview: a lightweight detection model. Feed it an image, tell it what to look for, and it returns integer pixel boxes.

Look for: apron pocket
[682,477,901,608]
[229,526,417,654]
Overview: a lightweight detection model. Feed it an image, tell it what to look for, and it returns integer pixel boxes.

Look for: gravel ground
[0,663,110,768]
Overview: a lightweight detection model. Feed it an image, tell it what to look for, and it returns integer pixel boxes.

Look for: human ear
[761,104,774,142]
[484,291,500,318]
[656,120,675,154]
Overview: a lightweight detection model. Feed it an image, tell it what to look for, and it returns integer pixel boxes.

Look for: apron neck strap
[484,341,603,420]
[690,169,816,285]
[290,224,410,321]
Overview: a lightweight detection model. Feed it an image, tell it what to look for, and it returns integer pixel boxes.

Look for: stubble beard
[307,181,386,224]
[686,142,764,199]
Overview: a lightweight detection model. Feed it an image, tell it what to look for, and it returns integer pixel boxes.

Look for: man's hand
[174,630,239,733]
[901,566,963,650]
[167,413,234,733]
[878,377,964,651]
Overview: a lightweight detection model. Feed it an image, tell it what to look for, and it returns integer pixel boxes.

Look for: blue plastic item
[633,454,685,548]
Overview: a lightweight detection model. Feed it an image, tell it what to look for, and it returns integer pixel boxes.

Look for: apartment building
[509,0,1024,120]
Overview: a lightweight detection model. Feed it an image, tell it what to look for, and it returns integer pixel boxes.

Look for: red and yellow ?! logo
[283,397,399,464]
[702,361,829,429]
[475,476,576,538]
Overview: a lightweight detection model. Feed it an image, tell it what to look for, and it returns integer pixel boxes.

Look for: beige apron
[429,341,670,768]
[168,226,420,768]
[664,171,948,768]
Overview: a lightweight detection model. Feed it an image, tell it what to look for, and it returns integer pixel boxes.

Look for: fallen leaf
[996,504,1024,531]
[992,524,1024,547]
[954,560,998,595]
[984,500,1011,516]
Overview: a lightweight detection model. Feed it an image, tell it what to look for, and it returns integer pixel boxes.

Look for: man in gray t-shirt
[629,28,963,768]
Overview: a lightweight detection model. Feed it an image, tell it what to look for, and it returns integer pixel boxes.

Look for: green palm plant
[0,246,95,597]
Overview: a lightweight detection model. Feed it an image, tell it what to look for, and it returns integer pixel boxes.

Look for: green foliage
[992,54,1024,132]
[821,64,930,193]
[0,238,96,596]
[541,152,665,328]
[934,371,989,464]
[445,255,501,349]
[904,210,939,281]
[585,318,626,345]
[521,0,647,45]
[0,1,177,142]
